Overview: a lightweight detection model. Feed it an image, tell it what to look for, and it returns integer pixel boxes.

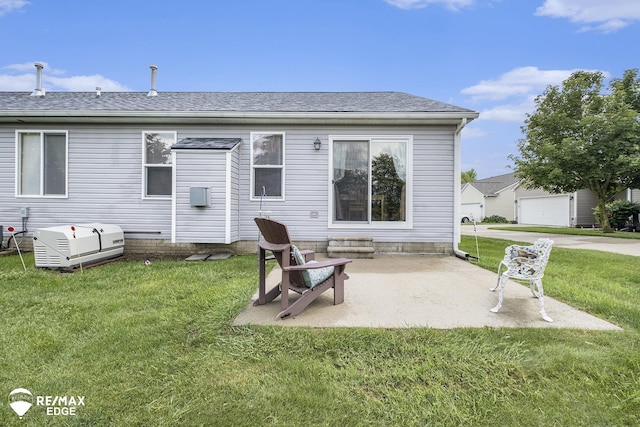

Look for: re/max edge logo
[8,388,86,418]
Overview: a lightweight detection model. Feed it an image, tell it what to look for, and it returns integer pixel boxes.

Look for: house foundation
[123,239,453,258]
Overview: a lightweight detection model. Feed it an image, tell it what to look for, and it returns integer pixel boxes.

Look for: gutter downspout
[453,118,470,260]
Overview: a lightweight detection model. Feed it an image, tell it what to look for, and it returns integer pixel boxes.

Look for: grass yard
[1,240,639,426]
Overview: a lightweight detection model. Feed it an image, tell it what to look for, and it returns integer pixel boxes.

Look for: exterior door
[331,137,409,226]
[332,140,369,222]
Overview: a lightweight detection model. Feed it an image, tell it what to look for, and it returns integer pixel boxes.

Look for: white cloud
[479,97,537,122]
[461,66,609,122]
[4,61,66,75]
[536,0,640,32]
[46,75,130,91]
[0,73,35,91]
[0,0,28,16]
[0,62,131,91]
[384,0,474,11]
[461,66,580,102]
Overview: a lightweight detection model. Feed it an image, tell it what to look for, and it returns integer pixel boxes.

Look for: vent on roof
[30,63,45,97]
[147,64,158,97]
[96,87,101,97]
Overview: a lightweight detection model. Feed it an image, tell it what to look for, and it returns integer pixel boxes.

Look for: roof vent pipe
[96,87,102,97]
[147,65,158,97]
[31,63,45,97]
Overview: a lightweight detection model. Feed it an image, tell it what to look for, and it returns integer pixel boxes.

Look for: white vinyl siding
[228,148,241,243]
[237,126,454,246]
[172,150,227,243]
[1,124,457,252]
[3,126,173,239]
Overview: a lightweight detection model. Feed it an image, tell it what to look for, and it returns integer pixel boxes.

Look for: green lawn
[1,242,639,426]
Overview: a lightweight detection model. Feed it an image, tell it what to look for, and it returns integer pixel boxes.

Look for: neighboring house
[513,185,597,227]
[460,173,519,222]
[515,186,640,227]
[463,169,640,228]
[615,189,640,204]
[0,65,479,256]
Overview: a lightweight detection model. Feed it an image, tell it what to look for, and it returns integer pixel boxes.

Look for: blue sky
[1,0,639,179]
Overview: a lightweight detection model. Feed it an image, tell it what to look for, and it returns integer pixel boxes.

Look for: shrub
[482,215,509,224]
[593,200,640,230]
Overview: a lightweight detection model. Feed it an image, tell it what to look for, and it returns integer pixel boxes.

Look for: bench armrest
[283,258,352,271]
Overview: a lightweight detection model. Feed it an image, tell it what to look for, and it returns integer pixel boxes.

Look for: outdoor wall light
[313,137,322,151]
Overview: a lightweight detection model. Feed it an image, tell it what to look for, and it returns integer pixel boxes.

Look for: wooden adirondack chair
[254,217,352,319]
[490,238,554,322]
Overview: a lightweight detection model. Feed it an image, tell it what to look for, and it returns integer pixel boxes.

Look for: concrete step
[327,246,375,259]
[327,236,375,258]
[328,236,374,247]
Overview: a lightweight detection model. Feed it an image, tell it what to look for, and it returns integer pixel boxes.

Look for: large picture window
[17,131,67,197]
[331,136,411,226]
[143,131,175,198]
[251,132,284,200]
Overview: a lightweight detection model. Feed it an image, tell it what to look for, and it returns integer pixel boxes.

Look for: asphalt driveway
[462,224,640,257]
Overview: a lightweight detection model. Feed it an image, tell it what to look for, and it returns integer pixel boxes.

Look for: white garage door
[519,195,570,226]
[461,203,483,222]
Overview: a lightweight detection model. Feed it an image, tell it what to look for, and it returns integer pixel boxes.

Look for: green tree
[461,169,477,183]
[511,69,640,233]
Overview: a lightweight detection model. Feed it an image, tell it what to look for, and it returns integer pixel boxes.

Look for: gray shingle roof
[0,91,476,114]
[469,173,519,196]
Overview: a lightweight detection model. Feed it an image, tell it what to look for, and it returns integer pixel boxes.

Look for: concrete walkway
[234,255,622,330]
[462,224,640,257]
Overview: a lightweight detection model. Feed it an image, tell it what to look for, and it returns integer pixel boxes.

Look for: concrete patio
[234,255,622,330]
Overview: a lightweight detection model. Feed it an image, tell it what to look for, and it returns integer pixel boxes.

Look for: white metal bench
[490,238,554,322]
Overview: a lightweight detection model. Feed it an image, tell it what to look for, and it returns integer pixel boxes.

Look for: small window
[143,131,175,198]
[251,132,285,200]
[17,131,67,197]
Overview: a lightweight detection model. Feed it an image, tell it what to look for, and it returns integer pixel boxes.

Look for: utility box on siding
[190,187,209,207]
[171,138,241,244]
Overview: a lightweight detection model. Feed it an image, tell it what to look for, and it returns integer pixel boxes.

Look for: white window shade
[19,133,41,195]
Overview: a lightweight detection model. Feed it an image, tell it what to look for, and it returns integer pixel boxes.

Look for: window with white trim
[16,131,67,197]
[251,132,285,200]
[143,131,175,198]
[331,136,411,226]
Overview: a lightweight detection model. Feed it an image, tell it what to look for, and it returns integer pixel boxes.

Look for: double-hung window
[331,136,412,227]
[16,131,67,197]
[251,132,285,200]
[143,131,175,198]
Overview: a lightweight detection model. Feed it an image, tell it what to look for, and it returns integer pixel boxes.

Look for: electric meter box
[190,187,209,207]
